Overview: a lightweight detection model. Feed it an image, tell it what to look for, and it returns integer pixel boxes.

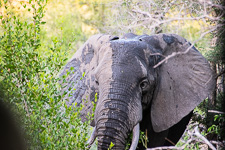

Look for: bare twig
[199,0,225,10]
[103,0,225,37]
[165,137,176,146]
[146,125,218,150]
[208,110,225,114]
[210,140,225,147]
[147,138,193,150]
[149,53,165,57]
[216,69,225,79]
[127,15,223,29]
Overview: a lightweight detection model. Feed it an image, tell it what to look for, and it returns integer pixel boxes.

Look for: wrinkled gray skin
[60,33,216,150]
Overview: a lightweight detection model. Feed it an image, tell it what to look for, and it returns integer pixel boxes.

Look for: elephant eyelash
[139,77,148,83]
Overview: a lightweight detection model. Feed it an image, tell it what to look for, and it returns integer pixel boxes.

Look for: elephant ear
[149,34,216,132]
[59,34,113,124]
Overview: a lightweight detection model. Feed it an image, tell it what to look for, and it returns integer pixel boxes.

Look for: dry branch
[210,140,225,147]
[146,126,217,150]
[208,110,225,114]
[216,69,225,79]
[193,126,216,150]
[104,0,225,37]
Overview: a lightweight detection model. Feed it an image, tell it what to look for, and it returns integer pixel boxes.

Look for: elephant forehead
[110,40,148,62]
[106,43,148,80]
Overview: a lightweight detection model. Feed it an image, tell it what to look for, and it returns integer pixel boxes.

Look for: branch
[216,69,225,79]
[193,126,216,150]
[146,125,217,150]
[199,0,225,10]
[210,140,225,147]
[126,14,224,29]
[150,53,165,57]
[147,139,193,150]
[208,110,225,114]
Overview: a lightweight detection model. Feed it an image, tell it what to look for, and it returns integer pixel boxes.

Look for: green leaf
[82,72,85,77]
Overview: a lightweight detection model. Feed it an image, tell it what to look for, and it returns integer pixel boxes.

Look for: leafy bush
[0,0,91,149]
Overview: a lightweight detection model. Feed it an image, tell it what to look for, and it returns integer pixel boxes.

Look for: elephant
[59,33,216,150]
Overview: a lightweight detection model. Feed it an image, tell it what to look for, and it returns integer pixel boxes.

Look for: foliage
[0,0,92,149]
[0,0,224,149]
[108,142,115,150]
[139,131,148,149]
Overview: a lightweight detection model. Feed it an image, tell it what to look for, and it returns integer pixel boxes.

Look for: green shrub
[0,0,91,149]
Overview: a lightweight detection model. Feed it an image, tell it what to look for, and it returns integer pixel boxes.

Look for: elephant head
[60,33,215,149]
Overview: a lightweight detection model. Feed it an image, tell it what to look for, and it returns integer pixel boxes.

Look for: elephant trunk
[93,80,142,149]
[96,99,130,150]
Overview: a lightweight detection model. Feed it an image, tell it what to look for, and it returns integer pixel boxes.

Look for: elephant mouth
[87,123,140,150]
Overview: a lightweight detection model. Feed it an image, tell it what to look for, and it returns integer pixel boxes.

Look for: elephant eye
[140,79,149,91]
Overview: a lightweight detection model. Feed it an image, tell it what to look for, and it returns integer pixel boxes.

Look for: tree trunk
[208,62,217,107]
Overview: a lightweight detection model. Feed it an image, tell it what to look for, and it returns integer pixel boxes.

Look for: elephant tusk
[87,126,97,149]
[129,123,140,150]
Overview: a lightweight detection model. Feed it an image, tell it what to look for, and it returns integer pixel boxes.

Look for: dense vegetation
[0,0,224,149]
[0,0,91,149]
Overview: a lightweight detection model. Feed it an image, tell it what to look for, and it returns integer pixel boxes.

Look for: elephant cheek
[128,98,143,127]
